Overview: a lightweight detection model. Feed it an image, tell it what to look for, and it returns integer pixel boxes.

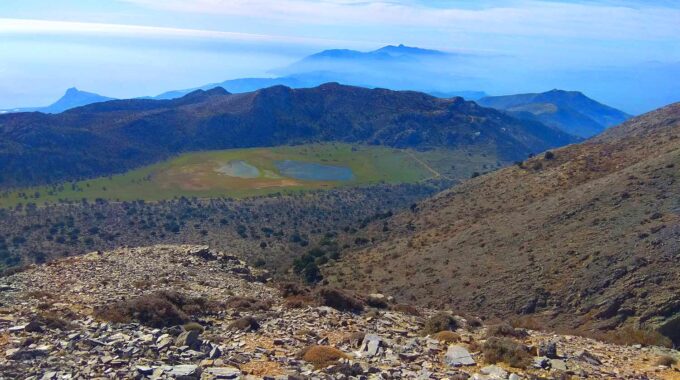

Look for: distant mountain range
[0,88,114,114]
[1,45,489,114]
[0,83,576,188]
[155,44,486,100]
[478,90,631,138]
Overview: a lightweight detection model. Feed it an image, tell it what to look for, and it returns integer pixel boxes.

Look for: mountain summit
[1,87,114,114]
[478,90,631,138]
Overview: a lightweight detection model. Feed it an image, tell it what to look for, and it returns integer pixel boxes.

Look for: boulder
[167,364,201,378]
[359,334,383,357]
[538,341,558,358]
[176,330,201,349]
[445,345,476,366]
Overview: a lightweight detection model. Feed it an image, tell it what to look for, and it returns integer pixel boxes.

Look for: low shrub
[486,323,528,339]
[482,337,532,369]
[316,288,364,313]
[342,331,365,348]
[656,355,677,366]
[228,316,260,331]
[421,312,458,336]
[183,322,204,333]
[96,294,188,327]
[510,315,544,331]
[278,282,309,298]
[432,330,460,343]
[298,345,349,368]
[225,296,272,312]
[283,294,316,309]
[36,311,74,331]
[599,326,672,348]
[95,291,220,328]
[391,304,421,316]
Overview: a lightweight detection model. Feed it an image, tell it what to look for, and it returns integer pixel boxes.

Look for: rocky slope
[1,245,677,379]
[324,103,680,344]
[0,83,576,188]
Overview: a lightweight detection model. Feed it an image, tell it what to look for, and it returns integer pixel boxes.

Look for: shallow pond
[216,160,260,178]
[275,160,354,181]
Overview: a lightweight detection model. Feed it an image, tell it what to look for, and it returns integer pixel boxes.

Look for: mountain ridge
[0,83,577,188]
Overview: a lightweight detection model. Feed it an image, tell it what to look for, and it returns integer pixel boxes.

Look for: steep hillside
[478,90,631,138]
[325,103,680,343]
[0,83,576,188]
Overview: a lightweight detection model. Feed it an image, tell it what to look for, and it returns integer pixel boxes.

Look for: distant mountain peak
[478,89,631,138]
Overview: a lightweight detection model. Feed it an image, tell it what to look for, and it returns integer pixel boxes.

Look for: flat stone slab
[445,345,476,366]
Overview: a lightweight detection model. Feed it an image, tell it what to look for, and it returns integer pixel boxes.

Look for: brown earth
[324,103,680,344]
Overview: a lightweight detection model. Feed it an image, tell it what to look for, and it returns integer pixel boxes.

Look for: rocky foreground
[0,245,678,379]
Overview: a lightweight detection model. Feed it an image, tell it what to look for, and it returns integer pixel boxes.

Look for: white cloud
[118,0,680,41]
[0,18,359,46]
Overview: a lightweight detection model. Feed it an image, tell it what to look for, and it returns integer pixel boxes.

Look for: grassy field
[1,144,444,207]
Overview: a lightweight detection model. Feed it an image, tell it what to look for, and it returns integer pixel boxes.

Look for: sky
[0,0,679,113]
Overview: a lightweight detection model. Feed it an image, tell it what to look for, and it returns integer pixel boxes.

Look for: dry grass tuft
[656,355,677,367]
[298,345,349,367]
[432,330,460,343]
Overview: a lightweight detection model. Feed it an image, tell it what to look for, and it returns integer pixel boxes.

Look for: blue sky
[0,0,679,113]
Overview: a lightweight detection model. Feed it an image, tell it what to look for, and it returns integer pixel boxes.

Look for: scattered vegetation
[228,316,260,331]
[390,304,421,316]
[225,296,272,312]
[316,288,364,313]
[182,322,204,333]
[432,330,460,343]
[94,291,219,328]
[597,326,672,348]
[421,312,458,336]
[486,323,529,339]
[298,345,349,368]
[482,337,532,368]
[656,355,677,366]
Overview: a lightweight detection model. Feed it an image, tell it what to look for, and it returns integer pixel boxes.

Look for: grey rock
[480,365,508,379]
[575,349,602,365]
[209,345,222,359]
[538,341,558,359]
[176,330,200,349]
[508,374,521,380]
[203,366,241,379]
[533,356,550,369]
[360,334,383,357]
[136,365,154,375]
[167,364,201,378]
[445,345,476,367]
[550,359,568,372]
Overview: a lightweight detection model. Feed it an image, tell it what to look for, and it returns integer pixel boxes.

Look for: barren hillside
[325,103,680,344]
